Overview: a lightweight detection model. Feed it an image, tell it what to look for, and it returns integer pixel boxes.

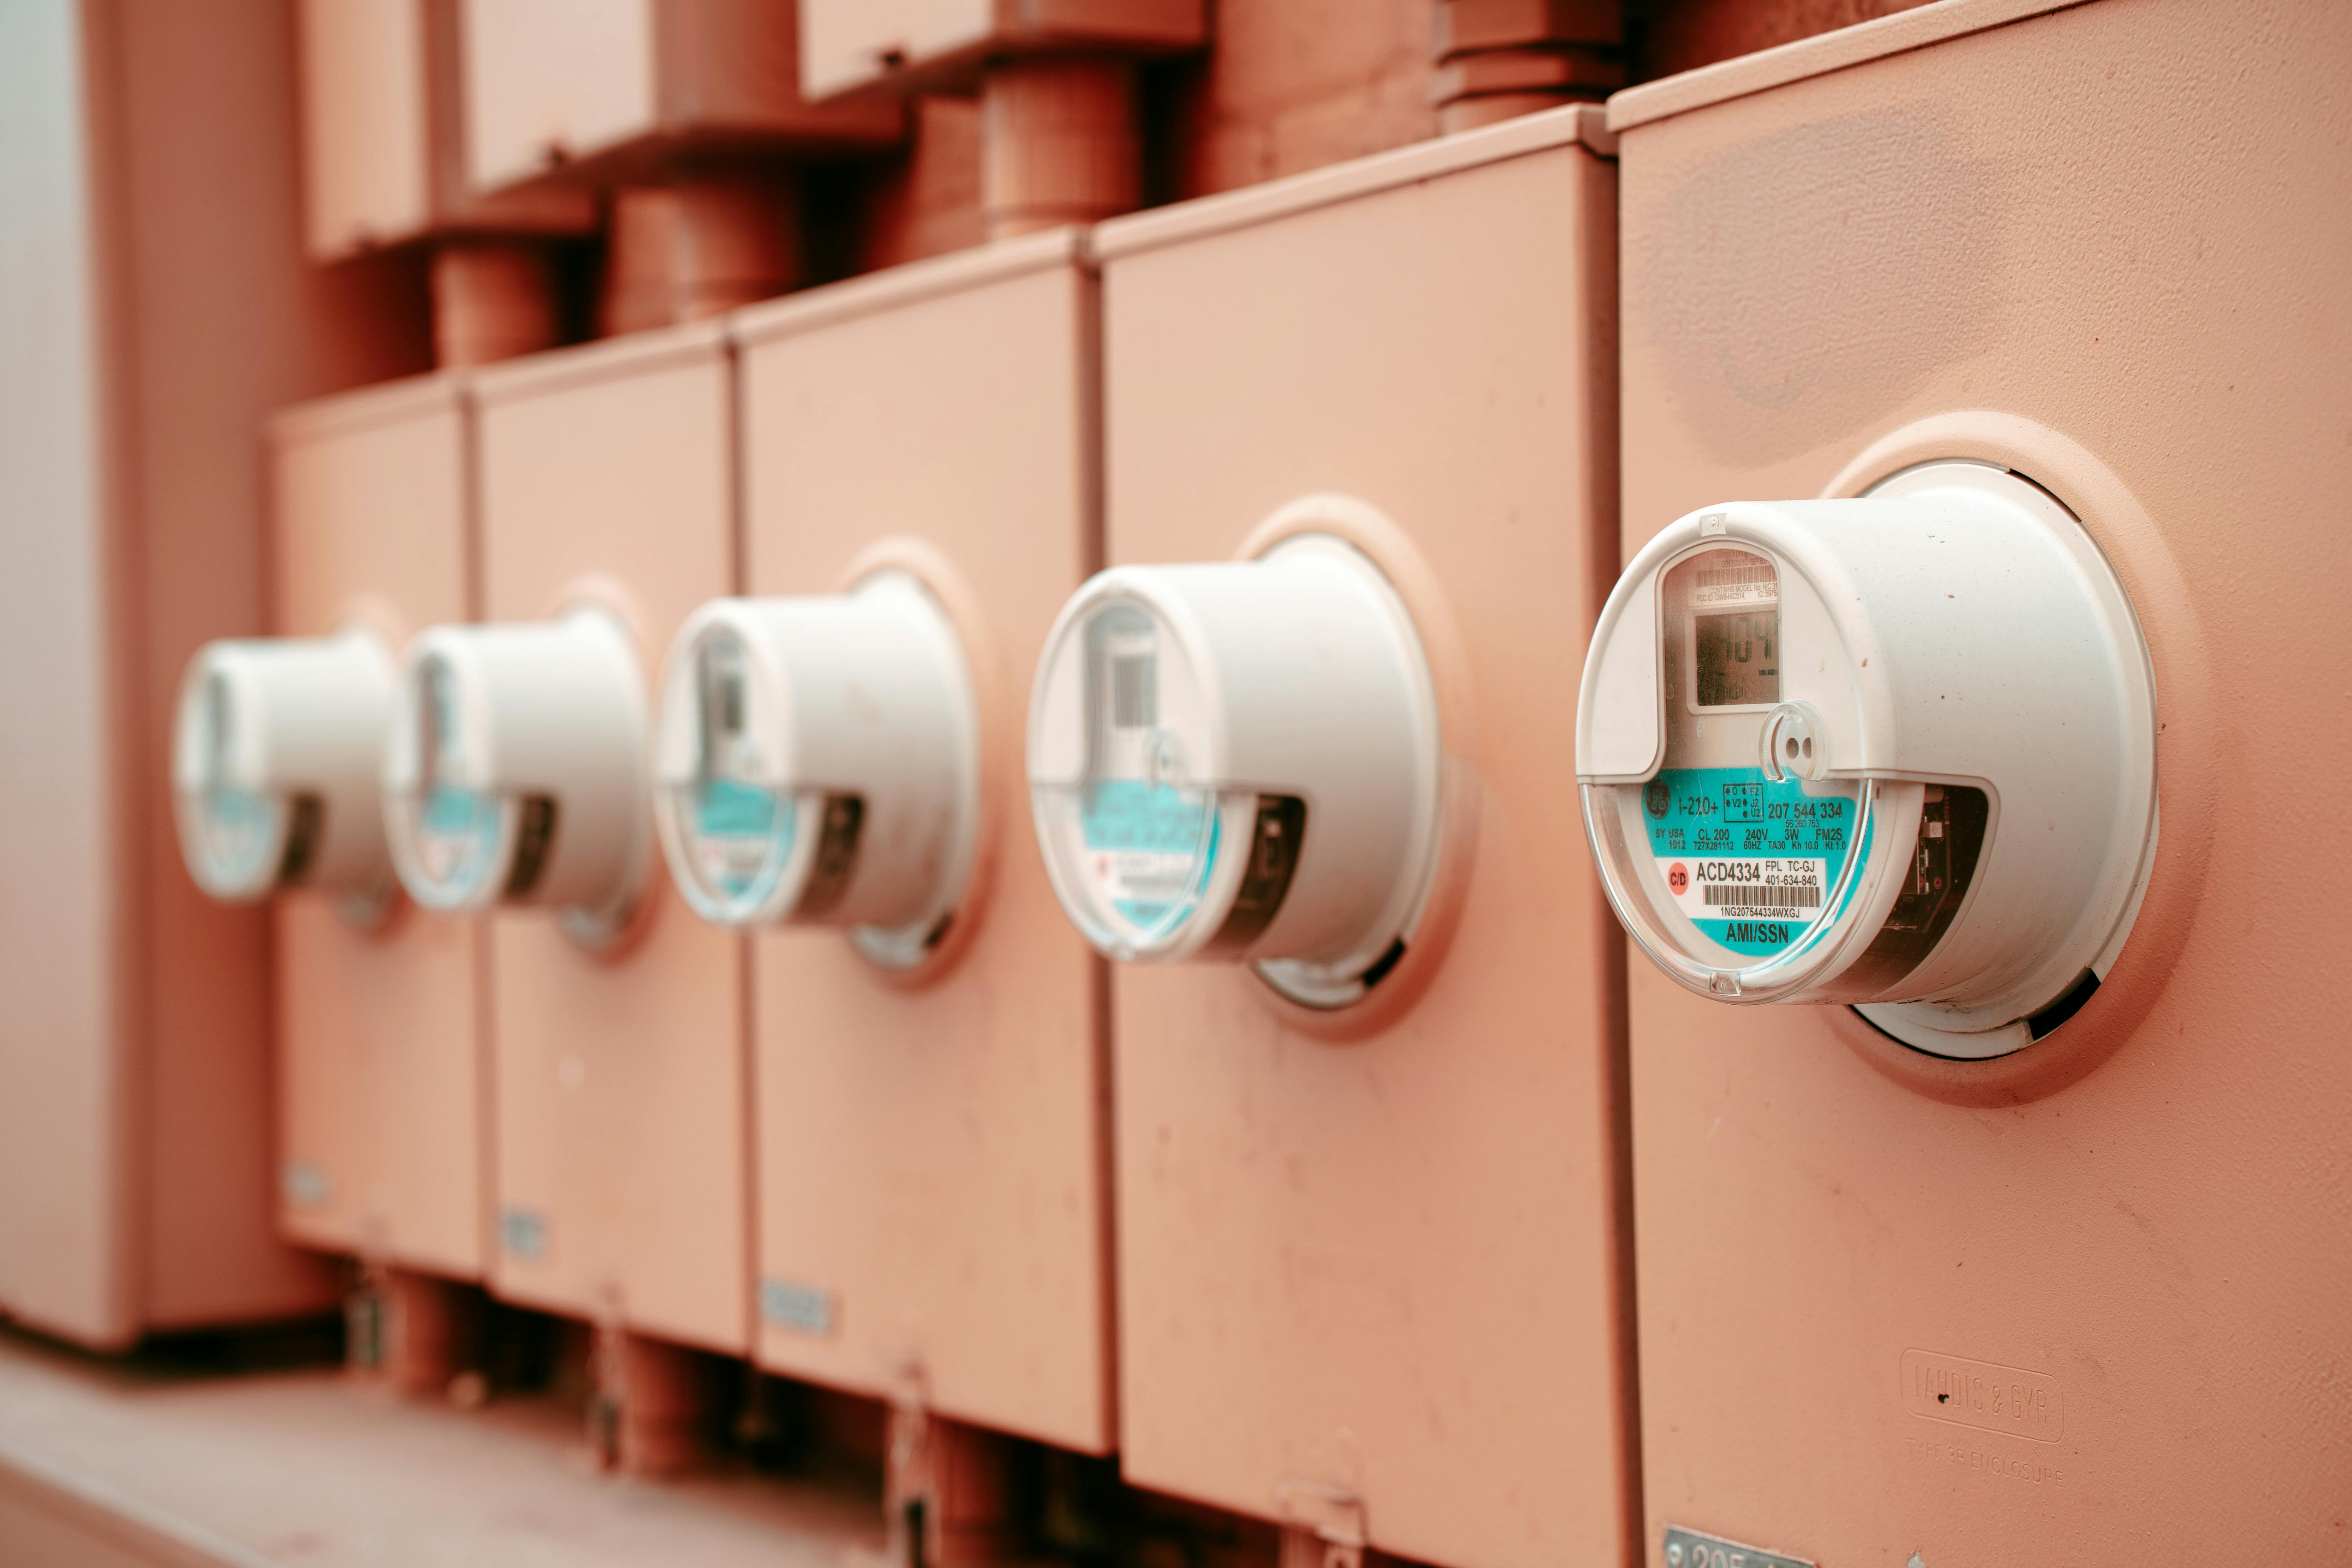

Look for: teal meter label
[1080,779,1219,934]
[201,784,278,886]
[417,784,499,893]
[1646,767,1855,956]
[693,776,789,900]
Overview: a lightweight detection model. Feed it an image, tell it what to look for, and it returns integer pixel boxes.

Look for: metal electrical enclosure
[268,375,485,1279]
[1091,109,1630,1568]
[1609,0,2352,1558]
[472,323,748,1354]
[732,231,1113,1453]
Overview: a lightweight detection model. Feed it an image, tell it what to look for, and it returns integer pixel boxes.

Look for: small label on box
[761,1278,837,1338]
[281,1160,333,1210]
[1662,1524,1813,1568]
[499,1205,548,1261]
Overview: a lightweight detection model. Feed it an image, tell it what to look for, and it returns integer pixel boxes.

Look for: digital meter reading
[1689,551,1779,708]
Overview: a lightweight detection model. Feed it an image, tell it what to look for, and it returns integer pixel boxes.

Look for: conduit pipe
[600,176,802,337]
[1431,0,1625,132]
[430,238,561,367]
[980,55,1142,240]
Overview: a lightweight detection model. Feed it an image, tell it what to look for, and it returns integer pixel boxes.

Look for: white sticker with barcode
[1655,856,1827,919]
[1690,559,1779,608]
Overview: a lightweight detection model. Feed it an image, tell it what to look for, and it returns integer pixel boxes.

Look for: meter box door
[472,323,746,1354]
[800,0,1204,98]
[724,230,1110,1452]
[1088,111,1628,1568]
[294,0,593,261]
[458,0,902,195]
[1607,0,2352,1559]
[267,375,485,1279]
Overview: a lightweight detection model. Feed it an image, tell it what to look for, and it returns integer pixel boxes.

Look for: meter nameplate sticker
[1080,779,1219,934]
[1645,766,1854,956]
[1661,1524,1814,1568]
[693,777,790,900]
[417,784,500,891]
[202,785,278,886]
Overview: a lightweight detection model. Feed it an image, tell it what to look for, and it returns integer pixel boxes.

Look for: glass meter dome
[1577,461,2158,1057]
[652,571,979,969]
[171,626,397,920]
[1028,531,1443,1010]
[382,604,649,947]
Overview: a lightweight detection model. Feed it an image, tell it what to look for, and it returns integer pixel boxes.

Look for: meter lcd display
[1694,608,1779,707]
[1681,548,1781,709]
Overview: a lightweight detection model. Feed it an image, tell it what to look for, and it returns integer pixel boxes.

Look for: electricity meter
[1027,533,1442,1009]
[650,571,980,967]
[382,604,649,947]
[1577,461,2157,1057]
[171,626,397,918]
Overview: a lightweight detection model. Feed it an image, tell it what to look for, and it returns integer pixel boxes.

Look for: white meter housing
[651,572,980,967]
[382,605,649,947]
[1578,461,2157,1058]
[1028,534,1442,1010]
[171,627,397,918]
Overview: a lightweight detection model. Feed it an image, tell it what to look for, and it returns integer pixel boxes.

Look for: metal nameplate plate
[1663,1525,1815,1568]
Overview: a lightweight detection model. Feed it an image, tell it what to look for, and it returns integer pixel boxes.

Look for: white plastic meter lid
[1027,533,1442,1010]
[652,571,980,967]
[382,604,649,946]
[171,626,396,917]
[1576,461,2157,1058]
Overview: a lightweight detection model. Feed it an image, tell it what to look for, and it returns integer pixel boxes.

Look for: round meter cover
[652,573,979,965]
[383,606,648,944]
[171,628,396,913]
[1032,602,1246,956]
[1576,462,2156,1058]
[187,674,298,895]
[659,629,817,922]
[1029,529,1442,1008]
[404,653,511,903]
[673,634,790,908]
[1623,546,1879,964]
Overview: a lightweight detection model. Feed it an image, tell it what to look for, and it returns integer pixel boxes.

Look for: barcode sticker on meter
[1690,559,1779,608]
[1657,857,1827,920]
